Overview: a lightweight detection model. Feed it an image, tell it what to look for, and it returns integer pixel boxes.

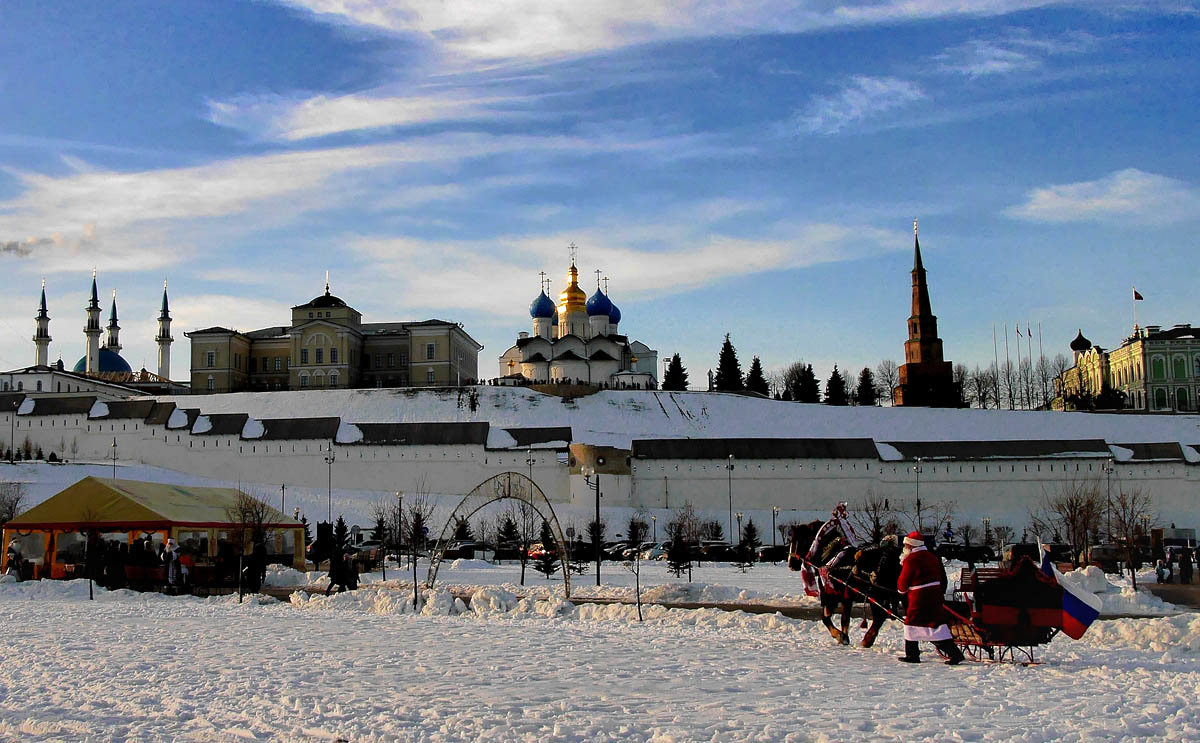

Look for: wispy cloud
[1006,168,1200,225]
[795,76,925,134]
[274,1,1076,61]
[934,29,1101,77]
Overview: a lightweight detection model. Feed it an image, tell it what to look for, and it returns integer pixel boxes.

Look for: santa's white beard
[901,546,912,562]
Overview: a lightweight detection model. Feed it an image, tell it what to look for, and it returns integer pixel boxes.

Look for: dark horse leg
[820,596,848,644]
[861,603,886,648]
[838,599,852,645]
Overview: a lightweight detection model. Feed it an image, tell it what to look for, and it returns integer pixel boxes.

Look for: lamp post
[281,483,286,516]
[1103,458,1114,539]
[735,511,743,545]
[324,441,335,522]
[396,490,404,567]
[726,454,735,544]
[913,457,924,533]
[651,514,657,542]
[771,505,780,546]
[111,437,118,479]
[583,465,601,586]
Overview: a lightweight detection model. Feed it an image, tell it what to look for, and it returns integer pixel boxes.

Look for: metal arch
[426,471,572,597]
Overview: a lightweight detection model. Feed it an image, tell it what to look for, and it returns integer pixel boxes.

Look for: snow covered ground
[1,579,1198,742]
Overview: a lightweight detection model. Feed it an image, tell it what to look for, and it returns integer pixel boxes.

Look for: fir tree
[701,520,725,541]
[626,515,648,546]
[745,356,769,396]
[333,516,349,548]
[714,334,744,391]
[371,514,388,544]
[824,365,849,406]
[740,518,762,550]
[453,518,475,541]
[796,363,821,403]
[661,353,689,391]
[855,367,878,406]
[533,519,560,578]
[586,519,607,561]
[497,515,520,548]
[665,520,692,578]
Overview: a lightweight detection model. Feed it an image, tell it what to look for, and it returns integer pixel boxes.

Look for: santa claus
[896,531,964,664]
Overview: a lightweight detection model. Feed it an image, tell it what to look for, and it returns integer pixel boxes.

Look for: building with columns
[894,222,961,407]
[498,251,659,387]
[1056,324,1200,412]
[185,278,482,394]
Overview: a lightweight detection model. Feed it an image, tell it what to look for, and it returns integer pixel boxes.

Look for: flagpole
[1014,322,1024,409]
[1004,323,1013,410]
[1026,323,1033,408]
[1132,286,1139,331]
[992,324,1001,410]
[1038,321,1045,408]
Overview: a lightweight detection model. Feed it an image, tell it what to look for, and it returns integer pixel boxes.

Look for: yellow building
[186,281,481,394]
[1056,324,1200,412]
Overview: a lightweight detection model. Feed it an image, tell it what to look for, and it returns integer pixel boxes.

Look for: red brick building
[894,222,962,407]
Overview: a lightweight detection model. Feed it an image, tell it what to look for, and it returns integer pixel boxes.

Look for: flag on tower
[1133,288,1144,301]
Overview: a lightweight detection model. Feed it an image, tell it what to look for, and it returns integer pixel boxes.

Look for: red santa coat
[896,545,952,642]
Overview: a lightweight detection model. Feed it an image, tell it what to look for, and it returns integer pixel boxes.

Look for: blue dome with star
[608,301,621,325]
[586,289,612,317]
[72,347,132,374]
[530,291,556,319]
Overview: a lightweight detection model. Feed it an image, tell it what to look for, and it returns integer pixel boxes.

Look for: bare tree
[953,363,970,406]
[1110,489,1156,590]
[1000,358,1017,410]
[969,364,995,409]
[1028,479,1105,565]
[224,492,274,550]
[370,497,404,561]
[992,525,1014,547]
[403,493,437,609]
[0,482,27,524]
[779,361,807,401]
[850,493,897,544]
[876,359,899,406]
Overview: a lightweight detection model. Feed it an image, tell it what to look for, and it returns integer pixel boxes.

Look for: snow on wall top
[17,398,35,416]
[241,418,265,440]
[192,415,213,435]
[89,401,110,419]
[335,422,363,444]
[167,408,189,429]
[154,387,1200,451]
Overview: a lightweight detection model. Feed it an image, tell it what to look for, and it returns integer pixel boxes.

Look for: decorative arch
[426,471,571,597]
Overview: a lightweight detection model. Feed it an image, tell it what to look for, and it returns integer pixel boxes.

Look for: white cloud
[935,29,1100,77]
[275,0,1075,61]
[342,220,904,320]
[796,76,925,134]
[1006,169,1200,225]
[207,91,524,141]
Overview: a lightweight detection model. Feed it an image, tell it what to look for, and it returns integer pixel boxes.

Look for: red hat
[903,531,923,547]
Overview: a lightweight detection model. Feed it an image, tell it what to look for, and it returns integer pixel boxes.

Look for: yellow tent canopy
[6,476,302,530]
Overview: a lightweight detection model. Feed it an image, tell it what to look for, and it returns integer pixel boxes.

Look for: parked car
[698,541,737,562]
[756,544,789,563]
[639,542,668,561]
[443,541,495,561]
[1086,544,1123,573]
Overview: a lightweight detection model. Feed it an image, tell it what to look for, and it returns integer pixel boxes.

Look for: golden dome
[558,263,586,315]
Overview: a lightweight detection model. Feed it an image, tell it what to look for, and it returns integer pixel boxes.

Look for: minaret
[33,279,51,367]
[106,289,122,353]
[84,270,102,374]
[156,279,173,381]
[894,220,957,407]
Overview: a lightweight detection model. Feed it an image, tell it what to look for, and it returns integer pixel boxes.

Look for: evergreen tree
[661,353,689,391]
[745,356,769,396]
[855,367,878,407]
[497,515,520,547]
[586,518,607,561]
[333,516,349,548]
[824,365,849,406]
[740,518,762,550]
[371,514,389,544]
[533,519,560,578]
[453,518,475,541]
[701,520,725,541]
[665,520,692,578]
[626,515,648,546]
[796,363,821,403]
[713,334,744,391]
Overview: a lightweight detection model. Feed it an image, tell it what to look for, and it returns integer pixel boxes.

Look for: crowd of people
[1156,545,1195,585]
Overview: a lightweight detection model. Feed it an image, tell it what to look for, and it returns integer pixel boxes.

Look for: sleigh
[949,558,1064,663]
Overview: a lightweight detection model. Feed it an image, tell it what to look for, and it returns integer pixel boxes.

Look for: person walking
[897,531,964,665]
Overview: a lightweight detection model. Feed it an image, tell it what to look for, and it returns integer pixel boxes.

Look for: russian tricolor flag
[1039,541,1102,639]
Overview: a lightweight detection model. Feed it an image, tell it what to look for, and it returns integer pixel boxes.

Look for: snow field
[1,580,1199,742]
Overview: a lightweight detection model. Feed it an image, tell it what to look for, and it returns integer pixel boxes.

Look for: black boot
[936,640,965,665]
[897,640,921,663]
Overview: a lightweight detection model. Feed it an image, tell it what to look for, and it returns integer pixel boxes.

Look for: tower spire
[34,278,51,366]
[106,288,122,353]
[159,279,170,319]
[156,278,173,381]
[324,270,330,295]
[84,270,103,373]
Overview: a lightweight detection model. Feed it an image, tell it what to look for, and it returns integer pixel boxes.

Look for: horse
[790,522,902,647]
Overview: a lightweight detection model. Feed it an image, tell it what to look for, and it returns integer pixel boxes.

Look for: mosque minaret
[156,280,173,382]
[33,279,51,368]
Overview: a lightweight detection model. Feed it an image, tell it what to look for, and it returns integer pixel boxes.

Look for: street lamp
[324,441,336,522]
[1103,458,1114,539]
[651,514,657,542]
[582,464,602,586]
[912,457,924,533]
[736,512,743,545]
[772,506,780,547]
[726,454,735,544]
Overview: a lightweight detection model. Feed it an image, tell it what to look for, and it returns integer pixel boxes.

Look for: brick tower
[894,220,960,407]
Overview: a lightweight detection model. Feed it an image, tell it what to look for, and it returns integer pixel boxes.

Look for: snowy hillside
[157,386,1200,449]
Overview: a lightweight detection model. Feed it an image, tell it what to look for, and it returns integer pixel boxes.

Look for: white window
[274,357,282,372]
[426,343,435,360]
[331,348,338,364]
[427,368,435,383]
[300,373,309,388]
[206,351,215,368]
[330,371,339,387]
[207,375,214,391]
[315,348,324,364]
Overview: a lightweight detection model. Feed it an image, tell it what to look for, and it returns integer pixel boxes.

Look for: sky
[1,1,1198,388]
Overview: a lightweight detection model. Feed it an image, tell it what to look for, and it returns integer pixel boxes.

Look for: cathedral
[498,250,659,387]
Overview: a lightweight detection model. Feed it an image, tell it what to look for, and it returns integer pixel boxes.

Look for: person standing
[1179,546,1194,586]
[897,531,964,665]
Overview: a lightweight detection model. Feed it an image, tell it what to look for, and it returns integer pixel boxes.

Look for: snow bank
[1058,565,1180,616]
[447,559,496,570]
[241,417,265,439]
[192,415,213,434]
[1085,613,1200,654]
[335,421,363,444]
[88,401,109,418]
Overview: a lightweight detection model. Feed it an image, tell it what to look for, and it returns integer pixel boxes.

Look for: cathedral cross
[913,218,919,236]
[538,271,548,294]
[568,242,578,265]
[594,269,603,288]
[602,276,609,293]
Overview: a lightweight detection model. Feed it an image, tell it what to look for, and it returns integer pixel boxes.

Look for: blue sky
[1,1,1198,387]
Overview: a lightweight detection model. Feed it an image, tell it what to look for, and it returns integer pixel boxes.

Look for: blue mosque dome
[72,347,132,374]
[586,289,612,317]
[608,302,621,325]
[529,291,556,319]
